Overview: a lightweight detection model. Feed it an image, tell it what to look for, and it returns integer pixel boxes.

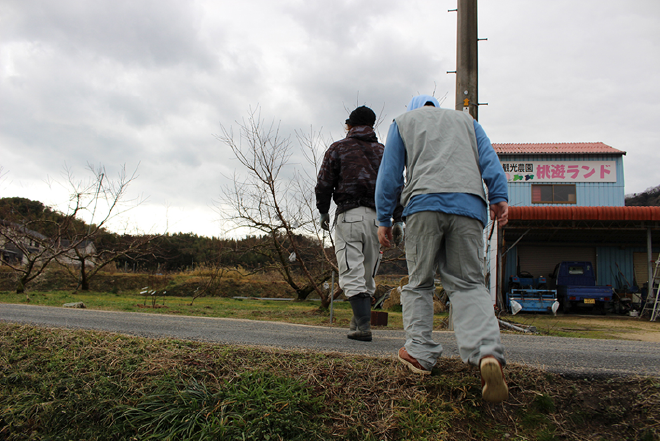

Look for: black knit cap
[345,106,376,127]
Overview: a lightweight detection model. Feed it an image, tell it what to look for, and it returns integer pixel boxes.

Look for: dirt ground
[565,315,660,342]
[508,313,660,342]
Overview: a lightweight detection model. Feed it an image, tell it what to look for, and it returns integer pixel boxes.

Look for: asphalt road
[1,303,658,377]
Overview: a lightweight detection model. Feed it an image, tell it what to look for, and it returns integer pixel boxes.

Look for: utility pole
[455,0,479,120]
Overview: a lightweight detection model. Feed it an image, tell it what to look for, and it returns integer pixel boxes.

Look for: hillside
[625,184,660,206]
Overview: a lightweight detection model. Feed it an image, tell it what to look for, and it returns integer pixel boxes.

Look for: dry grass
[1,323,658,440]
[504,313,660,342]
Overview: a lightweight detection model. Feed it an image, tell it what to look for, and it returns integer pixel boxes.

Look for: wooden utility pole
[455,0,479,120]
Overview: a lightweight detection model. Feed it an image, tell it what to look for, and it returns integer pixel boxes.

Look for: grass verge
[0,290,446,330]
[1,323,659,440]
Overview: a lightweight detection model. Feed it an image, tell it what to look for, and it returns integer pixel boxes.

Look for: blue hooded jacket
[406,94,440,110]
[375,95,508,227]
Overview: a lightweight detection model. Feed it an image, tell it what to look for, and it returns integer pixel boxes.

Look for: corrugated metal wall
[501,155,625,208]
[504,244,660,291]
[597,246,633,288]
[597,246,660,289]
[633,251,659,287]
[517,246,597,288]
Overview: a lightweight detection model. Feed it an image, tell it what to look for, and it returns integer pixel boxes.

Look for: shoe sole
[397,353,430,375]
[481,359,509,403]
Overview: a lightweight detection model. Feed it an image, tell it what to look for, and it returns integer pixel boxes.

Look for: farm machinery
[506,272,559,314]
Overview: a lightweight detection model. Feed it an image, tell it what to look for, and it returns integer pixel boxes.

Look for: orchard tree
[216,108,336,307]
[0,218,70,296]
[0,164,151,294]
[53,163,158,291]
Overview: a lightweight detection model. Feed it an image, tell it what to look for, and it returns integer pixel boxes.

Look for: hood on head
[406,95,440,112]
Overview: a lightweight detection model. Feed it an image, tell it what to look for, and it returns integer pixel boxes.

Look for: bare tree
[58,232,158,291]
[54,163,159,291]
[294,127,343,289]
[0,164,151,295]
[0,218,72,296]
[216,108,334,307]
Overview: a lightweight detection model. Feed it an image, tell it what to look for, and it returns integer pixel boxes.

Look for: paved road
[1,304,658,377]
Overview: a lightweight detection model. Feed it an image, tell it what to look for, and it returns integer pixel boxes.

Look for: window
[531,184,576,204]
[568,266,584,275]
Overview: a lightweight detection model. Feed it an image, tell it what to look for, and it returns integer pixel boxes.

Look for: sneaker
[397,347,430,375]
[480,356,508,403]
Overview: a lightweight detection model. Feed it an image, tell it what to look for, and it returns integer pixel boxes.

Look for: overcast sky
[1,0,659,237]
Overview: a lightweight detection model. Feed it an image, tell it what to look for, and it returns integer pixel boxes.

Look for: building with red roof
[494,142,625,156]
[491,142,659,315]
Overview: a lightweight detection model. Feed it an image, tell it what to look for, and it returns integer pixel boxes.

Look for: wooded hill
[0,197,407,275]
[625,184,660,206]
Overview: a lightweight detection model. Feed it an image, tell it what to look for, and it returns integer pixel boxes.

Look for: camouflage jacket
[315,126,402,221]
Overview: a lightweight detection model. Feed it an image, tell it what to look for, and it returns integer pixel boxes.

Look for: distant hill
[0,197,86,237]
[625,185,660,206]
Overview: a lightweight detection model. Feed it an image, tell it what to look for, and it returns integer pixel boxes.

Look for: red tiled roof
[509,206,660,221]
[494,142,626,156]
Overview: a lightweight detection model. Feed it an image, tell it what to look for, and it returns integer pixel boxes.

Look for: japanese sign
[501,161,616,183]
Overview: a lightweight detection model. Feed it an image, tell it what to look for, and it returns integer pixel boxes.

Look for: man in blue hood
[375,94,509,403]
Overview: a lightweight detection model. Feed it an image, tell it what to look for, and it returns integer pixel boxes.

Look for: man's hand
[378,226,393,248]
[489,201,509,227]
[320,213,330,231]
[392,222,404,246]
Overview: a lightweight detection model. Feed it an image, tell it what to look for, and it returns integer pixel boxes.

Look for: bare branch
[0,163,151,293]
[214,107,335,306]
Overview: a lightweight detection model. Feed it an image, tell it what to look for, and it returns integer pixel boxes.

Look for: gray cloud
[1,0,216,69]
[1,0,659,235]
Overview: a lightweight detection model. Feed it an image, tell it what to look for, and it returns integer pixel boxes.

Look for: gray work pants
[334,207,381,299]
[402,211,505,369]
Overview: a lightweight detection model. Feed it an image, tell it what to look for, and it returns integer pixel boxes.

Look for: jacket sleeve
[315,147,337,214]
[474,120,508,205]
[376,121,406,227]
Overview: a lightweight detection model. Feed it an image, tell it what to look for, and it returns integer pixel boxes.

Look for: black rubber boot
[347,294,372,342]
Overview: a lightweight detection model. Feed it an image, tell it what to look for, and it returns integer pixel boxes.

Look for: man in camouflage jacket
[316,106,402,342]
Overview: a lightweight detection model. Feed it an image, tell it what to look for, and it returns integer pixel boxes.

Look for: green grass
[1,323,658,440]
[0,290,447,330]
[118,373,324,440]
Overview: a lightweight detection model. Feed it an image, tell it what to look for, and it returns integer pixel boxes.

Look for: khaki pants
[402,211,505,369]
[334,207,381,299]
